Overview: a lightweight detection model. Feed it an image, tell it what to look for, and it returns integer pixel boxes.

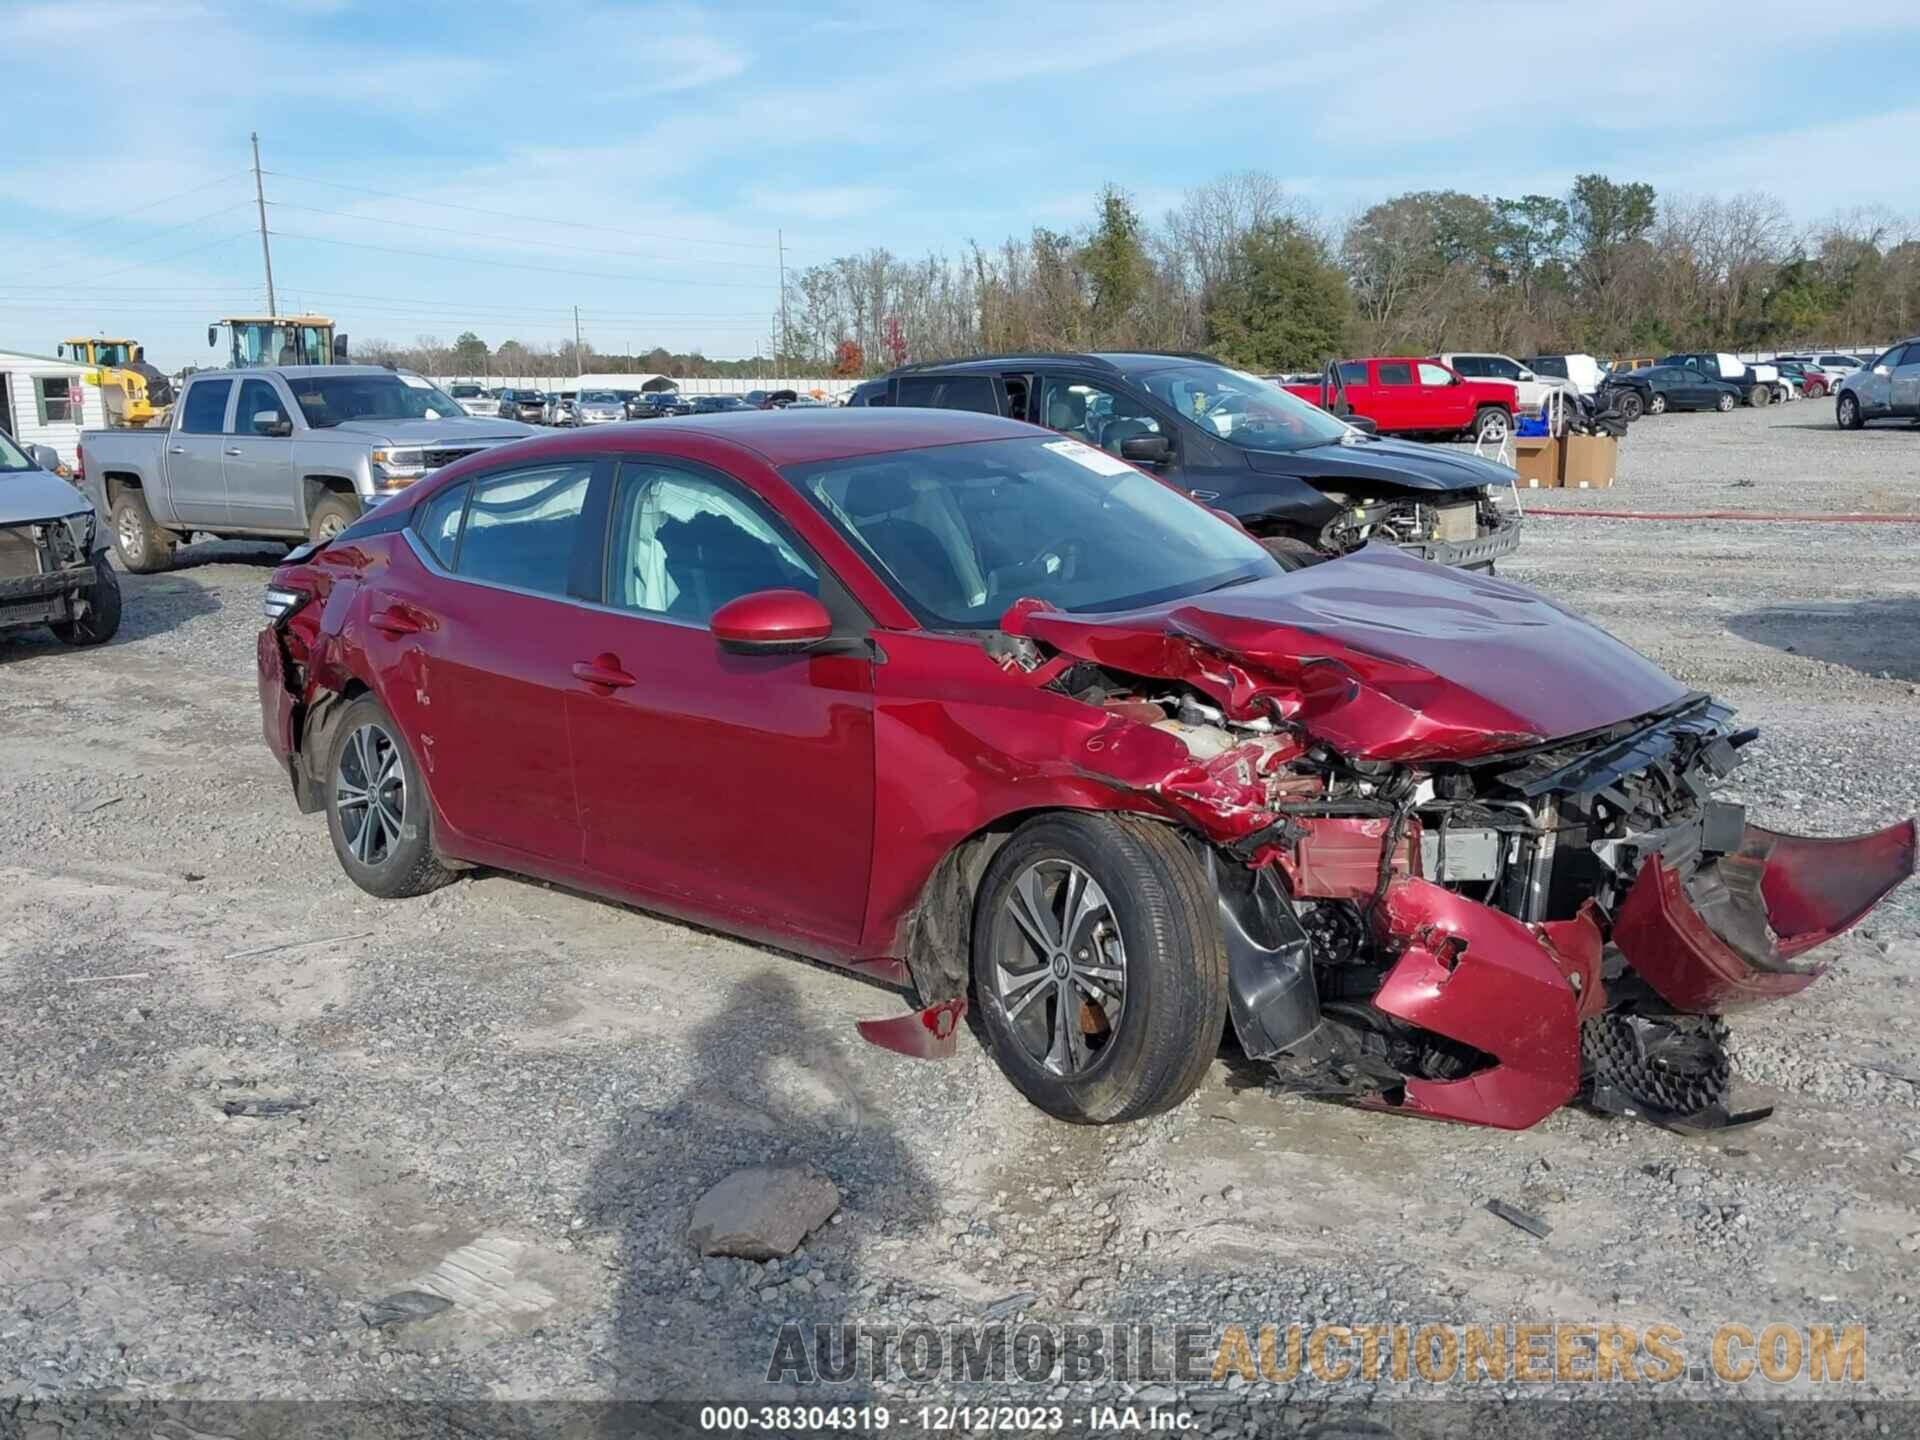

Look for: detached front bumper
[1614,820,1917,1012]
[0,560,97,629]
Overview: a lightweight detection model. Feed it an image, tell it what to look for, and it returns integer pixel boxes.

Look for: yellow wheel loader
[58,337,174,428]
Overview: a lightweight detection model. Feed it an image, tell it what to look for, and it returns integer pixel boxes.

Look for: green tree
[1080,185,1151,341]
[452,330,490,374]
[1204,220,1351,372]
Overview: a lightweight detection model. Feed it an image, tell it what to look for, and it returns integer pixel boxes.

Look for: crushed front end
[1002,556,1916,1132]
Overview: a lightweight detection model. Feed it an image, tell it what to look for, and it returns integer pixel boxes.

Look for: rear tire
[1647,392,1668,416]
[111,490,176,574]
[971,814,1227,1124]
[1472,406,1510,443]
[1748,384,1771,408]
[323,695,454,900]
[308,494,359,545]
[50,557,122,646]
[1837,393,1864,430]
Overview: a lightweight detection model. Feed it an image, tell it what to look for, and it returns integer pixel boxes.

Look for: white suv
[1524,354,1611,398]
[1437,353,1577,413]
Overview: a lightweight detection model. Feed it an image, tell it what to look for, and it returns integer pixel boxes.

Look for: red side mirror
[710,589,834,655]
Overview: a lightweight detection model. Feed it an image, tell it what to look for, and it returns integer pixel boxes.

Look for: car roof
[550,406,1035,467]
[217,364,404,380]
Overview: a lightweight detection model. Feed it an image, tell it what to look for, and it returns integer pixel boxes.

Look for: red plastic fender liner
[1367,879,1584,1130]
[1616,819,1916,1013]
[856,997,967,1059]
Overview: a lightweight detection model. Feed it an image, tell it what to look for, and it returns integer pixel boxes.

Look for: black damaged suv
[849,353,1519,569]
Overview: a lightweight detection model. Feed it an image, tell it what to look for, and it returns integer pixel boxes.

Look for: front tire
[1617,391,1645,421]
[308,494,359,546]
[1472,406,1510,444]
[971,814,1227,1124]
[1715,392,1736,413]
[323,696,454,899]
[1837,393,1864,430]
[50,556,122,646]
[111,489,176,573]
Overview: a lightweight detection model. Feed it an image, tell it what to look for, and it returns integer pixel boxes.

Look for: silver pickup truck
[80,365,537,572]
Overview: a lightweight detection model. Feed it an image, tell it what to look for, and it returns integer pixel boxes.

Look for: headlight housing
[370,448,426,487]
[62,509,96,557]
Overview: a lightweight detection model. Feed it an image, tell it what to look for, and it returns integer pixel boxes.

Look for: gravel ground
[2,407,1918,1437]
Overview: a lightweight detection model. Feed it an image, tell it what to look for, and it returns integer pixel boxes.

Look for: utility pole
[251,132,277,317]
[776,229,789,383]
[573,305,583,378]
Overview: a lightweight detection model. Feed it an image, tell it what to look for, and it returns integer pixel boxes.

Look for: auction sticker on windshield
[1043,439,1135,477]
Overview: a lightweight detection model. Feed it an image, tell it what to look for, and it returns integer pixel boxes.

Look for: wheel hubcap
[994,859,1127,1077]
[117,510,141,554]
[316,514,347,541]
[335,723,405,866]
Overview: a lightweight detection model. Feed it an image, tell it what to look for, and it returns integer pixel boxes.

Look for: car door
[1855,347,1901,415]
[167,377,234,525]
[221,376,302,530]
[1890,346,1920,416]
[1369,361,1417,432]
[1416,361,1472,429]
[375,459,600,867]
[560,457,876,949]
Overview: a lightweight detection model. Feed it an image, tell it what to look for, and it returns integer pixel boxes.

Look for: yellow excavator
[58,337,174,428]
[209,315,347,369]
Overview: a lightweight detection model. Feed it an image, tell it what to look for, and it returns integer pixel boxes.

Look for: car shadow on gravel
[580,968,934,1418]
[1727,598,1920,682]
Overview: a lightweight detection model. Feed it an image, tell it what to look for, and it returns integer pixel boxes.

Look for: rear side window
[453,463,592,597]
[894,375,1001,414]
[1377,363,1413,386]
[415,481,469,567]
[1337,362,1368,386]
[180,379,231,434]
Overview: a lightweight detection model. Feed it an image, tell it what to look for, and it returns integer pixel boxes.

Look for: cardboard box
[1512,436,1561,488]
[1560,432,1617,490]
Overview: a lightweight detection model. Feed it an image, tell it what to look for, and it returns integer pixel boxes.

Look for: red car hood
[1008,543,1691,762]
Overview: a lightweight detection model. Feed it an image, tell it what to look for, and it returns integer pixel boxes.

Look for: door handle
[370,606,423,637]
[224,446,243,456]
[571,655,635,689]
[168,445,185,454]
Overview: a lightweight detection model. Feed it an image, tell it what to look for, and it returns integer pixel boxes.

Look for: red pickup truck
[1279,358,1518,443]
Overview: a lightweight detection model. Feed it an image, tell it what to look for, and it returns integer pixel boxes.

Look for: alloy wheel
[1649,394,1667,415]
[1477,410,1509,442]
[335,722,406,867]
[315,513,348,541]
[993,858,1128,1077]
[117,508,144,561]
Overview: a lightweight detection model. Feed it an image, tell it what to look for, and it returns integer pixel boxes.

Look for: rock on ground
[687,1165,840,1259]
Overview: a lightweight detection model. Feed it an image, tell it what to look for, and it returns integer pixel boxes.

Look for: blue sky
[4,0,1917,369]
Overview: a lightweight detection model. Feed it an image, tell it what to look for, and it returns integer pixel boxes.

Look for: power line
[87,230,252,286]
[265,168,812,259]
[267,202,785,273]
[13,202,256,281]
[267,228,782,290]
[9,170,249,251]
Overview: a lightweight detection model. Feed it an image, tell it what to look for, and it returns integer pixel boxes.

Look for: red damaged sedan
[255,409,1914,1132]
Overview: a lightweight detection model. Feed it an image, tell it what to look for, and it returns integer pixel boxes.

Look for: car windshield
[785,435,1279,630]
[582,391,620,404]
[290,375,466,427]
[1129,362,1354,453]
[0,429,34,471]
[450,384,484,398]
